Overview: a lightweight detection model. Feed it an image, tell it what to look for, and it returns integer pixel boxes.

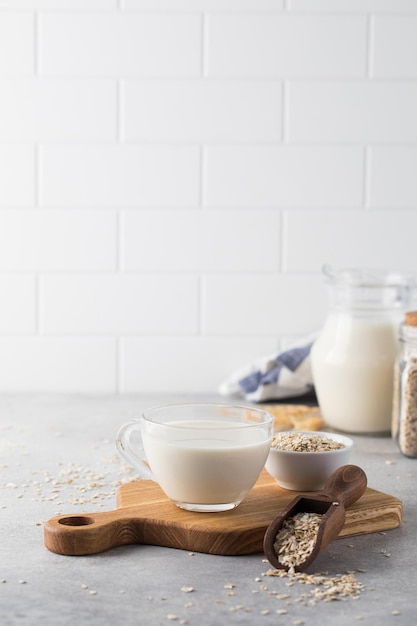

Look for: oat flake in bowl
[265,430,353,491]
[271,431,346,453]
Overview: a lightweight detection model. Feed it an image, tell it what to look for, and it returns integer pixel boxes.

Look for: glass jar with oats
[392,311,417,458]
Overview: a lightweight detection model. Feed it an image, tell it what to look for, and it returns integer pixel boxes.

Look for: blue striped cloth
[219,336,315,403]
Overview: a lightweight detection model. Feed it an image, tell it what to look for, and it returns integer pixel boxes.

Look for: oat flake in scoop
[271,432,346,453]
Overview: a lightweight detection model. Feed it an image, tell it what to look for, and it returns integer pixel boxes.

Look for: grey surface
[1,393,416,626]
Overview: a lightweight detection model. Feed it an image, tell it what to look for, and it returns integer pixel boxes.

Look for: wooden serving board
[44,470,402,557]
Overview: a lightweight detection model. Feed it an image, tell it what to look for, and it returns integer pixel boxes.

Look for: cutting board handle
[44,511,144,556]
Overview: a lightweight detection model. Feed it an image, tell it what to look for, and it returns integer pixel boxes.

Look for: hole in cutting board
[58,516,94,527]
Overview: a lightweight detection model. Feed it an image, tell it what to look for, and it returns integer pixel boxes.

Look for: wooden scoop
[263,464,367,572]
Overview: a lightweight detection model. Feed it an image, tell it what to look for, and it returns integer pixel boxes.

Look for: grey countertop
[1,393,416,626]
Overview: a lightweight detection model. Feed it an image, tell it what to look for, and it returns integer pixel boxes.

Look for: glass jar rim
[323,265,415,289]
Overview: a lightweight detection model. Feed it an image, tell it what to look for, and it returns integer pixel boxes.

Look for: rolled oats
[271,432,345,453]
[393,314,417,457]
[273,512,322,570]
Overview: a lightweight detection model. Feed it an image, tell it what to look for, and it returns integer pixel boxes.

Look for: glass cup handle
[116,420,155,481]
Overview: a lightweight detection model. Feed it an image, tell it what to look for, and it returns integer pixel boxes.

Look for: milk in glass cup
[116,403,273,512]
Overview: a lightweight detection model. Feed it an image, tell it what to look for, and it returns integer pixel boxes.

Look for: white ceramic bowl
[265,430,354,491]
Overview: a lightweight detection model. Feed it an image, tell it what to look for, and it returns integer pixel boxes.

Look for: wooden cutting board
[44,469,402,557]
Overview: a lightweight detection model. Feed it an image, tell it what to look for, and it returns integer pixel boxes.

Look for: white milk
[311,313,399,433]
[142,420,270,505]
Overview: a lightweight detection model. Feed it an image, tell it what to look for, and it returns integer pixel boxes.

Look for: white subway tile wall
[0,1,416,393]
[206,14,368,77]
[40,145,200,207]
[122,80,283,142]
[204,145,364,207]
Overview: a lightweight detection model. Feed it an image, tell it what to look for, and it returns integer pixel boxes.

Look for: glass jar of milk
[311,267,414,434]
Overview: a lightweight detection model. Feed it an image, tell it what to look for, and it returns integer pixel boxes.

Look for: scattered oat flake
[264,568,364,603]
[277,609,288,615]
[260,609,269,615]
[293,621,304,625]
[385,460,396,465]
[392,610,401,616]
[167,615,178,621]
[19,580,27,584]
[89,590,97,596]
[224,583,235,589]
[81,584,88,589]
[181,586,194,593]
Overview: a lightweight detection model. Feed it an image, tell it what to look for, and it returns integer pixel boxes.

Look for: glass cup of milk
[116,403,273,512]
